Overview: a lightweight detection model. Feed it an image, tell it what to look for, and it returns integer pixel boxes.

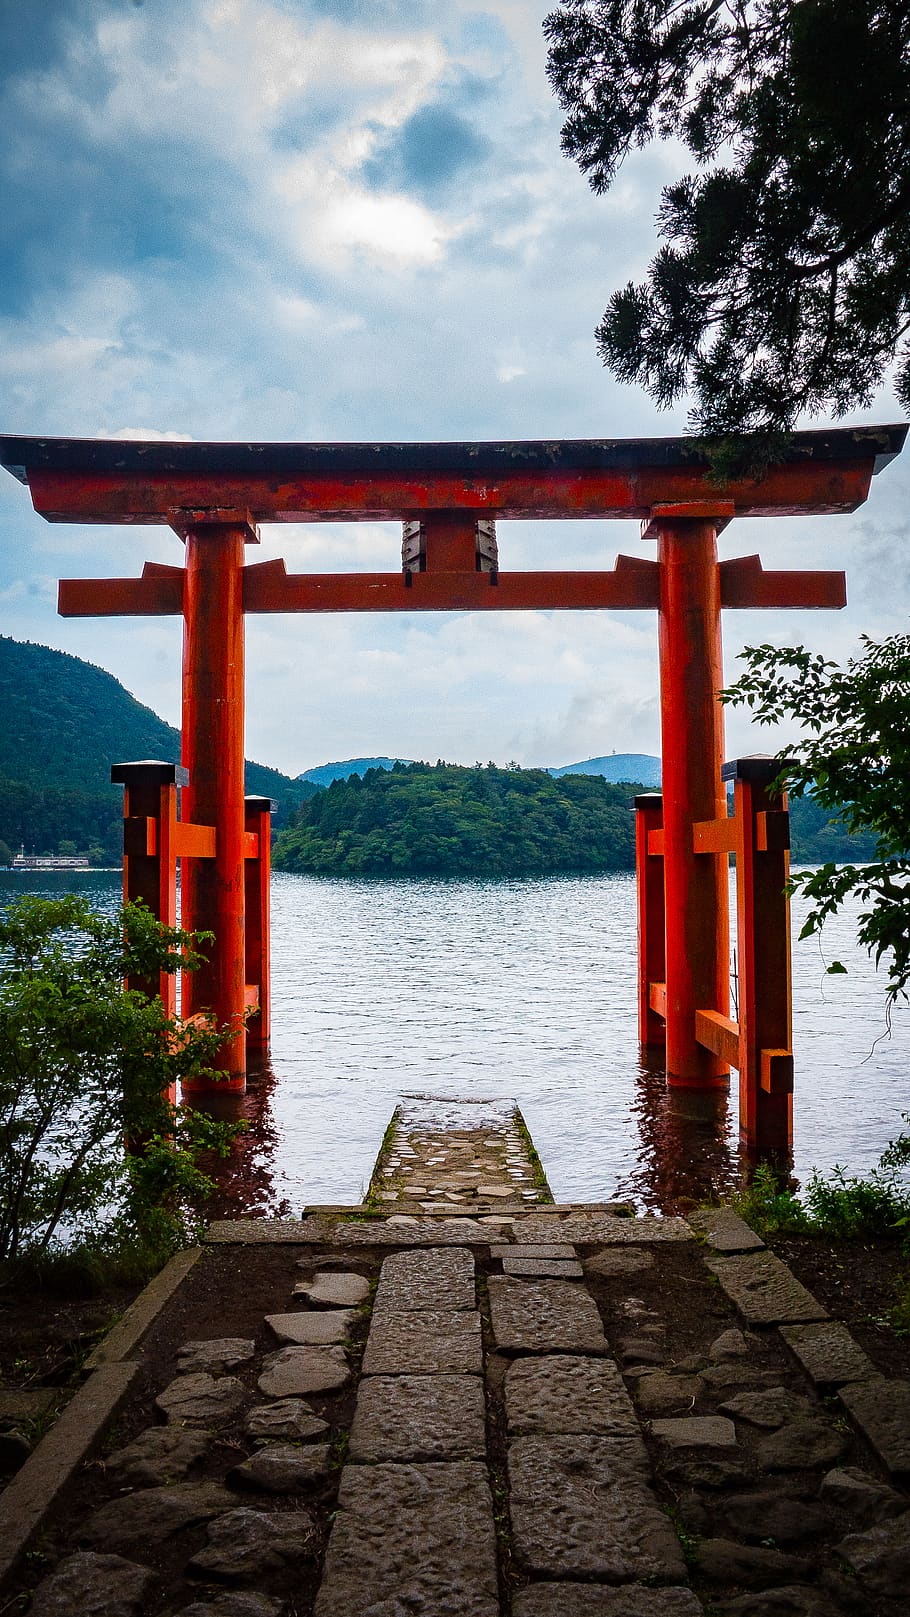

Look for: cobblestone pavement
[363,1095,555,1219]
[5,1124,910,1617]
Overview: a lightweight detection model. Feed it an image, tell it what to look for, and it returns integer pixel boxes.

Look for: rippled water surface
[3,869,908,1213]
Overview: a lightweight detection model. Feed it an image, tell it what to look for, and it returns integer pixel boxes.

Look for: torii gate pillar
[655,512,730,1085]
[175,513,257,1090]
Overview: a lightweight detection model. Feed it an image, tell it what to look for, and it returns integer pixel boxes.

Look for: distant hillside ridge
[297,756,414,786]
[283,749,877,871]
[543,749,873,862]
[0,637,316,861]
[549,753,662,786]
[296,753,658,787]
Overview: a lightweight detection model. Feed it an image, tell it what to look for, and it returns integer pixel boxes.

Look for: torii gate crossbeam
[1,426,904,1151]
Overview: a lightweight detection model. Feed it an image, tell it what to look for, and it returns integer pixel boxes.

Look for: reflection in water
[194,1042,781,1218]
[187,1056,294,1221]
[616,1053,741,1213]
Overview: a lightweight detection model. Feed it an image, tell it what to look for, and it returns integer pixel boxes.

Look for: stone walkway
[3,1126,910,1617]
[365,1095,554,1219]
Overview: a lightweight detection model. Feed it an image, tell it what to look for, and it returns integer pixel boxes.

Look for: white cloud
[275,163,453,267]
[97,428,195,441]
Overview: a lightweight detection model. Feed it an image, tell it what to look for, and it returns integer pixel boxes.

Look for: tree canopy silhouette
[545,1,910,436]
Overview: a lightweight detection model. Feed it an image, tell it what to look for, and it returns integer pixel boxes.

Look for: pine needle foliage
[545,1,910,435]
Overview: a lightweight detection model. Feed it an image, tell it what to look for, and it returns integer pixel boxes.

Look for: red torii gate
[0,426,904,1150]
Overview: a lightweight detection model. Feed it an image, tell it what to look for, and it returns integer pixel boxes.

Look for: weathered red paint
[635,794,666,1047]
[179,525,247,1091]
[25,460,876,524]
[657,518,730,1087]
[244,796,272,1054]
[729,762,793,1152]
[58,556,847,618]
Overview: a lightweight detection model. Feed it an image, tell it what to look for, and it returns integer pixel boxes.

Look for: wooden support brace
[244,795,273,1055]
[693,818,737,854]
[111,761,188,1072]
[123,817,157,858]
[241,557,663,613]
[719,555,846,610]
[636,793,666,1046]
[720,756,794,1154]
[757,810,790,852]
[649,982,667,1017]
[173,822,217,859]
[59,563,185,617]
[695,1009,741,1069]
[641,499,735,540]
[169,507,260,543]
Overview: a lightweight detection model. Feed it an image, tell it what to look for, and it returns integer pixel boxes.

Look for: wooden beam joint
[695,1008,740,1069]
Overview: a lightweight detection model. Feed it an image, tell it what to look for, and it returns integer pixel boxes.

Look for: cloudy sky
[1,0,907,777]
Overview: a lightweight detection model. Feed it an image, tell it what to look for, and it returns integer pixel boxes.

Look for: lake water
[2,869,908,1215]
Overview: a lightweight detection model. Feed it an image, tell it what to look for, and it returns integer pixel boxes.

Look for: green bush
[731,1122,910,1243]
[0,894,241,1276]
[802,1161,910,1239]
[730,1163,810,1238]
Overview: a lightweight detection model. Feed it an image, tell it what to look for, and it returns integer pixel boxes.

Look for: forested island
[272,762,639,876]
[272,762,878,878]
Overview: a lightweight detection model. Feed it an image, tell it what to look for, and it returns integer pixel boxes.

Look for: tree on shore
[0,895,239,1272]
[545,0,910,438]
[723,638,910,1007]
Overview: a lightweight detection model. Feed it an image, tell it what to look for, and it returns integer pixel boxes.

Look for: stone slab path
[365,1094,554,1219]
[4,1148,910,1616]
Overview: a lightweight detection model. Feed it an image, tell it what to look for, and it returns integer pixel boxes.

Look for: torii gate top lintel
[0,423,905,525]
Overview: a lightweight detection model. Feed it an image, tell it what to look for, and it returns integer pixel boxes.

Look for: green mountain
[272,755,877,878]
[295,752,661,789]
[0,637,316,862]
[273,761,638,876]
[786,793,877,865]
